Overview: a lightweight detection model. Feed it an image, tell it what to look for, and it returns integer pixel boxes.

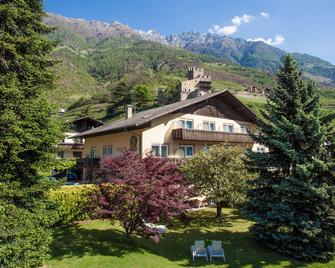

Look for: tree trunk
[216,202,223,218]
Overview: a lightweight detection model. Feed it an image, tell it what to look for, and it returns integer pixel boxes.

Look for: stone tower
[179,67,212,101]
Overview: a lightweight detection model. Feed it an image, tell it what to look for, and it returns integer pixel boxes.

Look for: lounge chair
[146,223,167,234]
[191,240,208,261]
[207,240,225,261]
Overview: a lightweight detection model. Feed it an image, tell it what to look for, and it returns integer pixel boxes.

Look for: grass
[212,80,245,92]
[47,208,335,268]
[236,93,335,114]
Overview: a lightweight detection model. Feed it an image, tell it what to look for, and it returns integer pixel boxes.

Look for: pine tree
[244,55,335,261]
[107,81,132,117]
[0,1,62,266]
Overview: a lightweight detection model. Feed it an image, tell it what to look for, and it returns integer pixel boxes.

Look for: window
[179,119,193,129]
[103,145,113,156]
[108,145,113,155]
[73,123,80,129]
[161,145,168,157]
[73,151,82,158]
[151,144,168,157]
[223,124,234,133]
[203,121,216,131]
[180,145,194,158]
[90,147,97,158]
[57,151,64,159]
[73,137,83,144]
[240,125,250,134]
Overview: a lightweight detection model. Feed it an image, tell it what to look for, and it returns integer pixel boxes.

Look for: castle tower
[187,67,205,80]
[180,67,212,101]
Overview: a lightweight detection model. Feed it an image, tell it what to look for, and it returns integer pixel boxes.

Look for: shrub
[49,185,98,226]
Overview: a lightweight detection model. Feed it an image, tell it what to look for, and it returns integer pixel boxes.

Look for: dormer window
[179,119,193,129]
[203,121,216,131]
[223,124,234,133]
[241,125,250,134]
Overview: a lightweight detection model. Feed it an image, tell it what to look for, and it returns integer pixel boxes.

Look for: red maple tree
[96,150,195,242]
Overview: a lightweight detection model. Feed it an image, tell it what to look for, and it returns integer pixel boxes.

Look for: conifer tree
[110,81,132,107]
[244,54,335,261]
[0,1,62,266]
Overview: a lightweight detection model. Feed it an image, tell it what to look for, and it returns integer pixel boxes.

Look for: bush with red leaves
[96,150,195,242]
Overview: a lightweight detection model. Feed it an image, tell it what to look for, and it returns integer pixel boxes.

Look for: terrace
[172,120,254,144]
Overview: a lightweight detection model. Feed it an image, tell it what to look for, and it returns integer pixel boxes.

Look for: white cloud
[260,12,270,19]
[209,13,253,36]
[209,24,238,35]
[231,14,254,25]
[247,34,285,46]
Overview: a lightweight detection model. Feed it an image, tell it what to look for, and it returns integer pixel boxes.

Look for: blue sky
[45,0,335,64]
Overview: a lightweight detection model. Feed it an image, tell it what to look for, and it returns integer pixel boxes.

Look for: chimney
[126,105,134,119]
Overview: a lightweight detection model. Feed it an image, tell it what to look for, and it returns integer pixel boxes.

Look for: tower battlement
[187,66,207,80]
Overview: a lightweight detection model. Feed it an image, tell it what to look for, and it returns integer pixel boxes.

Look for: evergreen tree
[244,55,335,261]
[0,1,62,266]
[110,81,132,108]
[107,81,132,116]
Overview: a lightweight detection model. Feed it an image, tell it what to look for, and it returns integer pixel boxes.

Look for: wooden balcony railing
[172,128,254,144]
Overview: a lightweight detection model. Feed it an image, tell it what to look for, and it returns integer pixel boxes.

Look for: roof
[66,129,80,134]
[76,90,257,138]
[71,116,104,126]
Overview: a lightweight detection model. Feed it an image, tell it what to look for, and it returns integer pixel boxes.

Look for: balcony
[172,128,254,144]
[58,143,84,150]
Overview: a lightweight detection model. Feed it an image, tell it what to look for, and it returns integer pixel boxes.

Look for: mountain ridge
[44,13,335,86]
[42,13,335,120]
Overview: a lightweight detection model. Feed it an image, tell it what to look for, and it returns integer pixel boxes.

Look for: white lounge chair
[191,240,208,261]
[207,240,225,261]
[143,222,167,234]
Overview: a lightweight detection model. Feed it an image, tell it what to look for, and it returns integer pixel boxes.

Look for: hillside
[44,13,335,120]
[46,13,335,86]
[46,25,275,109]
[47,29,223,108]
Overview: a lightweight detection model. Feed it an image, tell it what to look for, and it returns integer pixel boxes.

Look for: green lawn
[47,208,335,268]
[236,94,335,114]
[212,80,246,92]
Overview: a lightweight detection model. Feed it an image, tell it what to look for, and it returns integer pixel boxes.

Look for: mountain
[45,13,140,41]
[42,13,335,120]
[45,13,335,86]
[163,32,335,85]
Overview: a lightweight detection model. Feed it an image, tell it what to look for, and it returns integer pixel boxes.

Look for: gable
[72,117,104,133]
[180,94,256,122]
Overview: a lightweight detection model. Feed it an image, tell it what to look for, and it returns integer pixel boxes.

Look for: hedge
[49,184,99,226]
